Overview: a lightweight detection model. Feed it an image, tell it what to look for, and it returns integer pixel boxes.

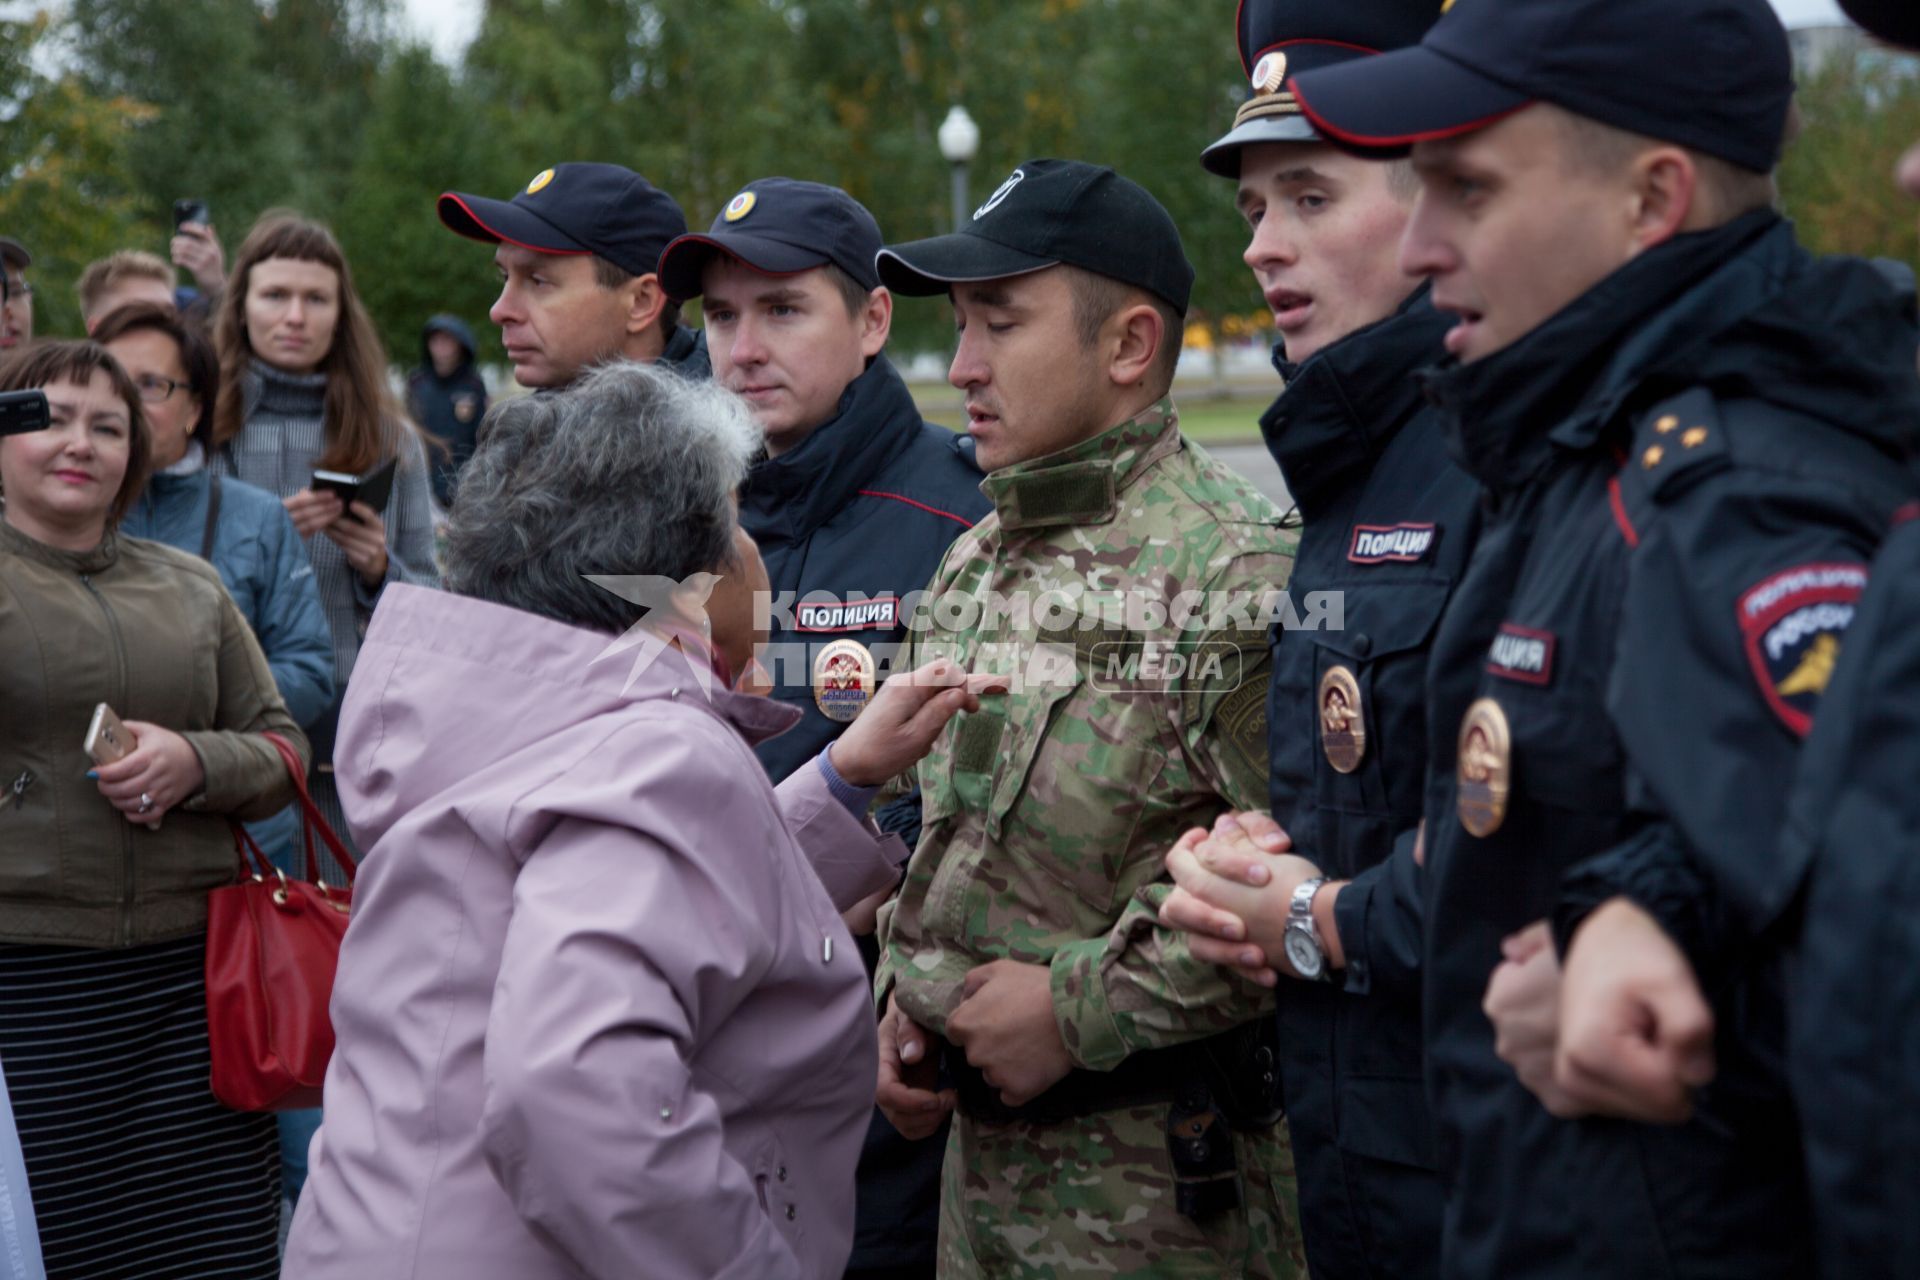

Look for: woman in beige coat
[0,341,306,1279]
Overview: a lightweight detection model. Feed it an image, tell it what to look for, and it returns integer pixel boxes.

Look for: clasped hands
[1487,901,1717,1125]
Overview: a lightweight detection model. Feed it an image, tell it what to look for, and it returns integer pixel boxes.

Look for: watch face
[1284,927,1324,980]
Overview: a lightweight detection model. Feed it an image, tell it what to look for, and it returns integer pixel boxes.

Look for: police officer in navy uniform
[1287,0,1920,1273]
[1157,2,1475,1276]
[437,162,710,388]
[1787,3,1920,1275]
[657,178,988,1280]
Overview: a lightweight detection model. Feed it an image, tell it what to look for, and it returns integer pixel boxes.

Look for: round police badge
[724,191,757,222]
[1456,698,1512,838]
[1251,51,1289,95]
[527,168,555,195]
[1319,665,1365,774]
[813,639,876,723]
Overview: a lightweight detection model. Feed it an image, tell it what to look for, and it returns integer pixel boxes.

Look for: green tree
[0,10,158,339]
[334,42,506,366]
[1780,47,1920,273]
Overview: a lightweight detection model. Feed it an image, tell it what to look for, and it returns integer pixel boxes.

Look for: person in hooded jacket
[657,178,988,1280]
[1783,2,1920,1276]
[282,362,998,1280]
[1153,4,1476,1276]
[405,313,489,509]
[1285,0,1920,1274]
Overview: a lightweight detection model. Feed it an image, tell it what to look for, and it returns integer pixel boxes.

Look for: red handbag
[204,731,359,1112]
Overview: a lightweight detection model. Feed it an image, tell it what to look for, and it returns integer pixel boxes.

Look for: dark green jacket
[0,519,307,948]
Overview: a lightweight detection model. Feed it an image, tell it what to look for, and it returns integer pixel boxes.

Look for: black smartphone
[0,390,50,437]
[172,198,210,231]
[311,455,399,516]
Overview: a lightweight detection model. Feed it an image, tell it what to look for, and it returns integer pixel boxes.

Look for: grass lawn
[909,384,1273,446]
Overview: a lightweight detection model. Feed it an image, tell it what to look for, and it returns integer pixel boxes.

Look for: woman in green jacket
[0,340,308,1279]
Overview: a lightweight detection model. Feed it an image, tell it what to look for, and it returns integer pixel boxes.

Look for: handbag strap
[200,472,223,562]
[260,731,359,886]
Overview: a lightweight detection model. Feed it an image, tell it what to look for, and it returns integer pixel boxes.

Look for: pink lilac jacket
[283,585,902,1280]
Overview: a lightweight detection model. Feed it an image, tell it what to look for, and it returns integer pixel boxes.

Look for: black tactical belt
[945,1020,1281,1131]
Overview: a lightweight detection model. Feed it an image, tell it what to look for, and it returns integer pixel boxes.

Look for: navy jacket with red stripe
[739,351,988,784]
[1418,210,1919,1279]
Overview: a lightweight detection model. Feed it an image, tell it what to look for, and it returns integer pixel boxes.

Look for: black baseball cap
[1842,0,1920,48]
[437,163,687,279]
[877,159,1194,313]
[1201,0,1446,177]
[1290,0,1793,176]
[656,178,884,301]
[0,238,29,270]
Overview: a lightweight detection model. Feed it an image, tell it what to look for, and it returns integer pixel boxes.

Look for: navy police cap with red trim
[437,162,687,280]
[1290,0,1793,176]
[1201,0,1446,176]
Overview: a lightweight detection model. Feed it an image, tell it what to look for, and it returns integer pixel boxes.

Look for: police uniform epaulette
[1617,387,1733,510]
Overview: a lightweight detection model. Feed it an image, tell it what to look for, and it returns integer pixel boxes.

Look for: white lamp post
[937,105,981,233]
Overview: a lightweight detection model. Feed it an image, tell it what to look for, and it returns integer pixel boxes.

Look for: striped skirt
[0,934,281,1279]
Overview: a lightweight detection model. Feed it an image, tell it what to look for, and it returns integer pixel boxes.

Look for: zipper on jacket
[80,574,136,946]
[7,771,32,811]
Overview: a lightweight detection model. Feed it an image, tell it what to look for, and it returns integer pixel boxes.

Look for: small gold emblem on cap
[1655,415,1680,434]
[813,640,877,724]
[527,168,555,195]
[1320,665,1366,774]
[1682,427,1708,449]
[1456,698,1511,837]
[1251,51,1289,96]
[1643,445,1665,469]
[724,191,757,223]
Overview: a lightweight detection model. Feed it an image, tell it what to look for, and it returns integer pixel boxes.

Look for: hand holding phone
[172,199,210,231]
[84,705,160,830]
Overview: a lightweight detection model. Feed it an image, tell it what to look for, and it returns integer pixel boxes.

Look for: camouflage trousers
[937,1103,1307,1278]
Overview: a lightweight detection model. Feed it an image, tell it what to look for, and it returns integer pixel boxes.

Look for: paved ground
[1210,442,1293,513]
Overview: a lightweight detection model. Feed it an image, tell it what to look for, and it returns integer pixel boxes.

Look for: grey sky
[397,0,1855,63]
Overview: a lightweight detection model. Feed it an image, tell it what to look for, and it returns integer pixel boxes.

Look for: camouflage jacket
[876,401,1297,1073]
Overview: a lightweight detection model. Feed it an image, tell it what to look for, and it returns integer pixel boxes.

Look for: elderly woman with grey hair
[283,362,995,1280]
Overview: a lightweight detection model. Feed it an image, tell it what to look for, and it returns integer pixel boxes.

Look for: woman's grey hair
[443,361,761,634]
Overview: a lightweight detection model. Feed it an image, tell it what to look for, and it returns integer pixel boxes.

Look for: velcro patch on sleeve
[1737,562,1868,736]
[1348,522,1437,565]
[1485,623,1555,686]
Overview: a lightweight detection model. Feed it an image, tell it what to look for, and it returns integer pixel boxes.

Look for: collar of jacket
[661,323,703,368]
[0,515,119,575]
[1261,284,1449,519]
[981,399,1182,533]
[738,355,924,546]
[245,357,329,420]
[372,584,803,746]
[130,468,205,527]
[1421,209,1784,495]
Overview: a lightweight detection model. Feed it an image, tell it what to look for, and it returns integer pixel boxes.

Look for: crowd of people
[3,0,1920,1276]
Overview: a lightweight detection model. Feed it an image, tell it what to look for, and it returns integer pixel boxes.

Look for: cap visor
[1290,46,1531,158]
[1843,0,1920,47]
[658,232,830,301]
[0,237,30,269]
[436,192,592,257]
[875,235,1059,296]
[1200,114,1321,177]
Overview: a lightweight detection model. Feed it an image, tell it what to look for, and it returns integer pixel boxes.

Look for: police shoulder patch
[1737,561,1868,736]
[1348,522,1437,565]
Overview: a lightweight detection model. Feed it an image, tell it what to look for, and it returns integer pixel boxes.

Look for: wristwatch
[1283,876,1332,981]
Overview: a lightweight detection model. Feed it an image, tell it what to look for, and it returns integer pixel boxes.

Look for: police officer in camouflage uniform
[869,159,1306,1277]
[1291,0,1920,1274]
[1157,3,1473,1276]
